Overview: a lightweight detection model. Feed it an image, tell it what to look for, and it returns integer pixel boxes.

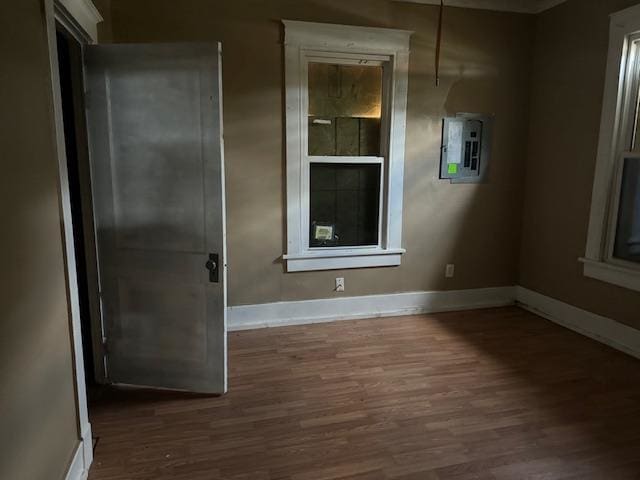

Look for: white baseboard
[65,424,93,480]
[228,286,516,331]
[516,287,640,360]
[228,286,640,362]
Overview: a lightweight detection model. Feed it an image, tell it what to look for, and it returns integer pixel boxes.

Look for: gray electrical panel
[440,113,493,183]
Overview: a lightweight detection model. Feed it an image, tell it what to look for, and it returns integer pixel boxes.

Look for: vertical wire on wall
[435,0,444,86]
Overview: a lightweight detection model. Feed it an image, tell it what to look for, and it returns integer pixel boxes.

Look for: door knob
[205,253,219,283]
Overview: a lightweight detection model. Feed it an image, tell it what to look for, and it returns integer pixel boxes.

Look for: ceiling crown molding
[392,0,568,14]
[534,0,568,13]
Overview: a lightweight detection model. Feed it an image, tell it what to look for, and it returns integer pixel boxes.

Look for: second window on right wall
[583,5,640,291]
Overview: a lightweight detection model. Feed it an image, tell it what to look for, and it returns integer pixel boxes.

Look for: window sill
[579,257,640,293]
[284,248,405,272]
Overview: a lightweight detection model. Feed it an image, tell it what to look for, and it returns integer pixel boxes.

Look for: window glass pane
[613,157,640,263]
[308,63,382,156]
[309,163,380,247]
[633,94,640,152]
[631,42,640,152]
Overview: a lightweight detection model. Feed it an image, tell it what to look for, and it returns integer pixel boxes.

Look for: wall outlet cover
[445,264,455,278]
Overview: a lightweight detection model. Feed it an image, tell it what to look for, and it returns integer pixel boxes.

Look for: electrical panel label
[447,120,463,164]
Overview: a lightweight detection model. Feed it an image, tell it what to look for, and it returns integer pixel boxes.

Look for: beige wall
[0,2,80,479]
[109,0,534,306]
[520,0,640,329]
[93,0,113,42]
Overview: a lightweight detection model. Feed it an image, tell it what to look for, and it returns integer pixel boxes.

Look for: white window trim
[56,0,103,43]
[282,20,413,272]
[582,4,640,293]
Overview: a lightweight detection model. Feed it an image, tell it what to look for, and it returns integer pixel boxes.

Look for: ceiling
[392,0,568,14]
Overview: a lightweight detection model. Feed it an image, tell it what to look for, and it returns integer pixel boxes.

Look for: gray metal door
[84,43,227,393]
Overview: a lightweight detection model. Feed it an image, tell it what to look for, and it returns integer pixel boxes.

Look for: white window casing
[55,0,103,43]
[282,20,413,272]
[582,4,640,292]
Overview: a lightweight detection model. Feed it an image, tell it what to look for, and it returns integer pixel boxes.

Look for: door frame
[43,0,103,477]
[53,3,108,387]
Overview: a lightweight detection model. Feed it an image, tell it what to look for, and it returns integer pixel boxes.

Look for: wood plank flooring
[88,307,640,480]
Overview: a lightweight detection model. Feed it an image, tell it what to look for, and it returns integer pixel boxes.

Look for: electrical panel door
[440,113,492,183]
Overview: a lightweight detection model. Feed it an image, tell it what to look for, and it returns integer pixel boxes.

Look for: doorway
[55,25,105,394]
[53,28,229,400]
[50,1,228,412]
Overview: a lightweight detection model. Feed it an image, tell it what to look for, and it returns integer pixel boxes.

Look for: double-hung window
[583,4,640,291]
[282,20,412,272]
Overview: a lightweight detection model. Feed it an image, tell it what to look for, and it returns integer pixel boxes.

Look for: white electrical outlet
[445,264,455,278]
[335,277,345,292]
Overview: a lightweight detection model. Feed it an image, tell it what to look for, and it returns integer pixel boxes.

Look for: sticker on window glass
[314,224,334,241]
[448,163,458,175]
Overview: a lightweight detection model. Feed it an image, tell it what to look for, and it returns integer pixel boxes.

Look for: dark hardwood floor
[88,307,640,480]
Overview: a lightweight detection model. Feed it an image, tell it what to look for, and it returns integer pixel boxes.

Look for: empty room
[4,0,640,479]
